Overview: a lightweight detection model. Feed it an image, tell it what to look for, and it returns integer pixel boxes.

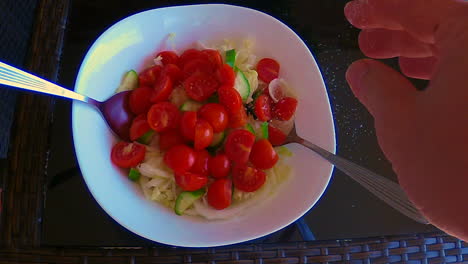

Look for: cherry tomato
[256,58,280,83]
[273,97,298,121]
[249,139,279,170]
[208,154,231,178]
[129,114,151,141]
[202,49,223,68]
[180,111,197,141]
[191,149,210,175]
[198,103,229,133]
[268,125,287,146]
[182,59,214,78]
[194,119,213,150]
[254,94,273,121]
[207,178,232,210]
[224,129,255,165]
[232,164,266,192]
[129,86,153,115]
[162,64,182,83]
[111,142,146,168]
[216,64,236,87]
[151,74,173,103]
[157,51,179,65]
[174,171,208,191]
[163,144,195,172]
[218,85,242,113]
[228,106,247,128]
[178,49,203,68]
[183,72,219,101]
[159,129,185,151]
[139,65,162,86]
[147,102,180,132]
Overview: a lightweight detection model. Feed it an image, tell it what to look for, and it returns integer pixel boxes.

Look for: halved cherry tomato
[254,94,272,121]
[178,49,203,68]
[147,102,180,132]
[174,171,208,191]
[232,164,266,192]
[216,64,236,87]
[268,125,287,146]
[157,51,179,65]
[162,64,182,83]
[182,59,214,78]
[164,144,195,172]
[129,86,153,115]
[207,178,232,210]
[139,65,162,86]
[249,139,279,170]
[159,129,185,151]
[228,106,247,128]
[218,85,242,113]
[224,129,255,165]
[184,72,219,101]
[130,114,151,141]
[191,149,210,175]
[151,74,173,103]
[208,154,231,178]
[198,103,229,133]
[111,142,146,168]
[273,97,298,121]
[202,49,223,68]
[180,111,197,141]
[194,119,213,150]
[256,58,280,83]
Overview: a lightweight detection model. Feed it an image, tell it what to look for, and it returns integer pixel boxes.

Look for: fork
[284,124,429,224]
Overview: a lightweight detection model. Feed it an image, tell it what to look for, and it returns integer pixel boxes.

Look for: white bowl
[72,4,336,247]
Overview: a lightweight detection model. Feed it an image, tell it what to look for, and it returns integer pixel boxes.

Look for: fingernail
[346,60,370,97]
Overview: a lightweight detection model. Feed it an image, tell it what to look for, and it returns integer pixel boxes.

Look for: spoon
[284,124,428,224]
[0,61,134,141]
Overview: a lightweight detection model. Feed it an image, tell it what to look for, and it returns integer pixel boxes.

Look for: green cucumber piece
[180,100,203,111]
[137,130,154,145]
[245,123,255,135]
[210,131,226,147]
[174,189,205,215]
[234,71,251,102]
[128,168,141,181]
[225,49,236,67]
[260,122,269,139]
[116,70,138,93]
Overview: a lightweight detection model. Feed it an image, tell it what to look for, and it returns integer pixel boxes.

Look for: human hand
[344,0,468,240]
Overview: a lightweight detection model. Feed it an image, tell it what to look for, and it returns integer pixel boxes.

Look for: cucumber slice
[245,123,255,135]
[128,168,141,181]
[137,130,154,145]
[234,71,251,102]
[180,100,203,111]
[260,122,269,139]
[210,131,226,147]
[226,49,236,67]
[174,189,205,215]
[116,70,138,93]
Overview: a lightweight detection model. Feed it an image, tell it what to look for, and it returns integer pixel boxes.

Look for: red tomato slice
[182,59,214,78]
[254,94,273,121]
[216,64,236,87]
[183,72,219,101]
[224,129,255,165]
[174,171,208,191]
[202,49,223,68]
[129,114,151,141]
[257,58,280,83]
[147,102,180,132]
[139,65,162,86]
[273,97,298,121]
[159,129,185,151]
[163,144,195,172]
[268,125,287,146]
[191,149,210,176]
[228,106,247,128]
[232,164,266,192]
[249,139,279,170]
[178,49,203,68]
[111,142,146,168]
[151,74,173,103]
[218,85,242,113]
[194,119,214,150]
[180,111,197,141]
[157,51,179,65]
[162,64,182,83]
[129,86,153,115]
[208,154,231,178]
[207,178,232,210]
[198,103,229,133]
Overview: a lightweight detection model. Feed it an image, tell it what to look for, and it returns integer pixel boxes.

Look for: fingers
[358,29,435,59]
[399,57,437,80]
[344,0,402,30]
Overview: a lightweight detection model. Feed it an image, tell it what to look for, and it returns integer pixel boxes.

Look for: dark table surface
[41,0,437,247]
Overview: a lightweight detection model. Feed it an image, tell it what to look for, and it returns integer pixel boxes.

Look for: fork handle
[296,137,429,224]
